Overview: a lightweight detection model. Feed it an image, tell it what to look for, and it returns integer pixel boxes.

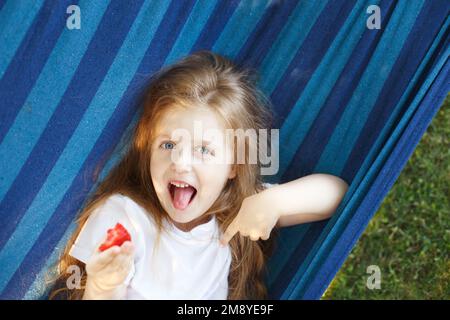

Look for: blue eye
[160,141,175,150]
[200,146,209,154]
[195,145,214,156]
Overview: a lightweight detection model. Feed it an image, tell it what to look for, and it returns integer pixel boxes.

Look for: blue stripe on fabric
[0,0,148,295]
[0,0,6,12]
[0,0,110,205]
[232,0,300,67]
[164,0,219,65]
[0,0,78,144]
[212,0,269,57]
[1,0,199,300]
[191,0,240,52]
[265,224,309,289]
[264,1,361,182]
[313,0,426,177]
[257,0,328,96]
[269,220,328,299]
[303,56,450,299]
[280,0,393,182]
[0,0,45,79]
[269,0,357,129]
[24,221,77,300]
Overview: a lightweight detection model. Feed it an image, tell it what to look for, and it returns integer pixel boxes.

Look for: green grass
[323,94,450,300]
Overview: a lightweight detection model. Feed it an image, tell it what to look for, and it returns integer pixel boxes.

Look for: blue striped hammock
[0,0,448,299]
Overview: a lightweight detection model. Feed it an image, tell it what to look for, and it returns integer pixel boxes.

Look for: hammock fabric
[0,0,448,300]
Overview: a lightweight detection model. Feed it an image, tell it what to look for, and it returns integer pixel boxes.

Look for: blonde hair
[48,50,278,300]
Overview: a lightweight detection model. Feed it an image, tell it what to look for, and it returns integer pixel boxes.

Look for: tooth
[170,181,192,188]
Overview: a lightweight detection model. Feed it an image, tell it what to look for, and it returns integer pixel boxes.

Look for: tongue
[172,186,195,210]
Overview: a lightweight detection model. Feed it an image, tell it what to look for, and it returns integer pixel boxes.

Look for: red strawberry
[98,223,132,252]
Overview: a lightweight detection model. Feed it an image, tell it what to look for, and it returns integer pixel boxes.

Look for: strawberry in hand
[85,224,134,298]
[98,223,132,252]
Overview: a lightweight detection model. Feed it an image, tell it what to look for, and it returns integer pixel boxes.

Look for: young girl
[49,50,348,300]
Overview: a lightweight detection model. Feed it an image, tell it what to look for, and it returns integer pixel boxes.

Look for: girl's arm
[265,174,349,228]
[220,174,349,245]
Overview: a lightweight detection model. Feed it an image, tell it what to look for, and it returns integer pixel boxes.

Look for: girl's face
[150,106,236,228]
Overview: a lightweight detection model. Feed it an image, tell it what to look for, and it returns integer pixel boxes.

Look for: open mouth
[167,180,197,211]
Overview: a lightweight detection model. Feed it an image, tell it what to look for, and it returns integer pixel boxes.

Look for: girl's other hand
[85,239,135,294]
[220,190,280,245]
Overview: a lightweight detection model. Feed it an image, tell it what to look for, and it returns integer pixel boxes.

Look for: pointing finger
[249,231,260,241]
[220,222,239,246]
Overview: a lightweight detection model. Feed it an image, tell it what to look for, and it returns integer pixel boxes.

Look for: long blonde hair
[48,50,277,300]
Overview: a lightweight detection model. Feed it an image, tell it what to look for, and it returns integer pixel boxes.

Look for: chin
[168,212,195,224]
[164,204,200,224]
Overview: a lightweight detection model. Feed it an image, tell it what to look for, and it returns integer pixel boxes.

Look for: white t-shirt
[69,193,232,300]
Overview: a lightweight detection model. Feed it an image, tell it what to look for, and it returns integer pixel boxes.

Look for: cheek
[198,163,231,198]
[150,157,157,178]
[150,154,167,184]
[150,161,169,200]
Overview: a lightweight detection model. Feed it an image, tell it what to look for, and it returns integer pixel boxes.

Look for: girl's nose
[170,146,193,173]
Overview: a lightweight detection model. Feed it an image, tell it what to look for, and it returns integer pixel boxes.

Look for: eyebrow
[155,134,215,145]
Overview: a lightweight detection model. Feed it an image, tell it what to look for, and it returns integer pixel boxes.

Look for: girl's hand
[219,190,280,245]
[85,239,135,293]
